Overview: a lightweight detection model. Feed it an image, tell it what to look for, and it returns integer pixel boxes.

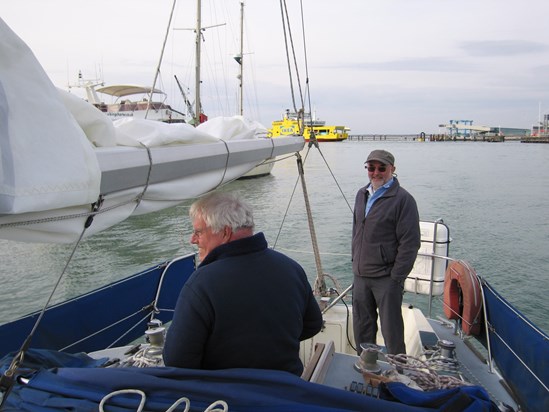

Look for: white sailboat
[235,1,276,179]
[169,0,274,178]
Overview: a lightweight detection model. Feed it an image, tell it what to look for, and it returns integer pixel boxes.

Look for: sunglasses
[365,165,387,173]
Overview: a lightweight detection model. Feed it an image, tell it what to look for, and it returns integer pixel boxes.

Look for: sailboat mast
[195,0,202,125]
[238,1,244,116]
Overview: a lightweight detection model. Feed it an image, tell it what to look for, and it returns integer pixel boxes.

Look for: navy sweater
[163,232,323,375]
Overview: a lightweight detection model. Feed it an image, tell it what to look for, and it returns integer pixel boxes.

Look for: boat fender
[443,260,483,335]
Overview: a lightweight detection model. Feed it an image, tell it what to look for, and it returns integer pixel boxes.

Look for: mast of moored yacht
[194,0,202,126]
[238,1,244,116]
[190,0,225,125]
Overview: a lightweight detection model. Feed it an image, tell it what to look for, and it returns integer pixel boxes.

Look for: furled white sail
[0,18,304,243]
[0,18,102,217]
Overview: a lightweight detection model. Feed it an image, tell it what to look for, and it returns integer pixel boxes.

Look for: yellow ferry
[269,110,349,142]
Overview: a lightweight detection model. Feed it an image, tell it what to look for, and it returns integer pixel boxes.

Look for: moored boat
[69,75,188,124]
[233,1,275,179]
[270,110,349,142]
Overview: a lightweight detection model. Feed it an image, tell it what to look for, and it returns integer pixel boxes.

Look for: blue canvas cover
[1,349,499,412]
[483,281,549,412]
[380,382,498,412]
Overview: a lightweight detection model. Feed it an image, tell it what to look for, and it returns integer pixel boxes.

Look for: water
[1,140,548,334]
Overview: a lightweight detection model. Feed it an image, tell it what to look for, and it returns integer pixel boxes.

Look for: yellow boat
[269,110,349,142]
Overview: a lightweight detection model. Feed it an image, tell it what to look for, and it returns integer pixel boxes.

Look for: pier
[348,134,525,142]
[348,134,492,142]
[348,134,424,141]
[521,137,549,143]
[347,119,534,143]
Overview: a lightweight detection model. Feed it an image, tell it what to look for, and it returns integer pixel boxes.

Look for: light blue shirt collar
[365,178,394,216]
[367,177,394,196]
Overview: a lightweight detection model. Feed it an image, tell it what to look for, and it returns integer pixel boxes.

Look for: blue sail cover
[483,281,549,412]
[0,350,497,412]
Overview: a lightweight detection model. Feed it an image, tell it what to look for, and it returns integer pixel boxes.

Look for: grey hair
[189,192,255,233]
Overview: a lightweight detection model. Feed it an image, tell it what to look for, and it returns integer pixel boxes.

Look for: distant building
[439,120,529,137]
[531,114,549,137]
[498,127,530,137]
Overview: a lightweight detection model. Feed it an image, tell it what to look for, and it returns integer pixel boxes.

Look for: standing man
[352,150,420,356]
[163,192,323,376]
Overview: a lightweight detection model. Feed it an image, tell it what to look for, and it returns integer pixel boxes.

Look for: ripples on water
[1,141,548,333]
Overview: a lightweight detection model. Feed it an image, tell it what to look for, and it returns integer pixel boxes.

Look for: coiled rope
[385,353,468,391]
[99,389,229,412]
[120,346,164,368]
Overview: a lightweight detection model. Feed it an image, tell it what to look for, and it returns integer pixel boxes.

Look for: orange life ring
[443,260,483,335]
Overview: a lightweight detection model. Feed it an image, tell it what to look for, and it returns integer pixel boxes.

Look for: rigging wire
[271,142,353,297]
[0,143,158,406]
[310,147,354,214]
[146,0,178,119]
[277,1,324,292]
[274,0,357,298]
[279,0,304,119]
[0,197,102,407]
[297,0,316,138]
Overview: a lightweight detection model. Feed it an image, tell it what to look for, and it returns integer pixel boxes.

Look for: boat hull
[0,255,196,357]
[3,237,547,410]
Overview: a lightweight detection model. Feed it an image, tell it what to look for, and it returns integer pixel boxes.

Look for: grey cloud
[461,40,549,57]
[338,57,471,72]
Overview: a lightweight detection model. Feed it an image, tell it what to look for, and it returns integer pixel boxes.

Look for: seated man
[163,192,323,376]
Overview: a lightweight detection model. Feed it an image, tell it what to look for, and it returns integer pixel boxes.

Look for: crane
[174,75,196,124]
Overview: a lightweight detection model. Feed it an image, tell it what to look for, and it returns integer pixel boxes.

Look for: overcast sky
[2,0,549,134]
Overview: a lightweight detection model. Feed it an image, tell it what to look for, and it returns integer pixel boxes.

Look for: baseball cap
[365,149,395,165]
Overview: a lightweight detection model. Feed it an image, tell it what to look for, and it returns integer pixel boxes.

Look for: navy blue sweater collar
[199,232,268,267]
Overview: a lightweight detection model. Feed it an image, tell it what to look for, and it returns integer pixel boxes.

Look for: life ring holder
[443,260,483,335]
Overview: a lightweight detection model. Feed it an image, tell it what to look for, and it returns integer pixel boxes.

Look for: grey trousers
[352,274,406,355]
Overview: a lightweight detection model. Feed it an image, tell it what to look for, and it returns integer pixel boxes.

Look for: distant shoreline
[347,134,525,142]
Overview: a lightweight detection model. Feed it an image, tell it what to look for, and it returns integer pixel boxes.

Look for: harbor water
[1,140,548,334]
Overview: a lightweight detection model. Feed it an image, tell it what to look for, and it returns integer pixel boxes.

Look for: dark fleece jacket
[352,178,421,280]
[163,232,322,376]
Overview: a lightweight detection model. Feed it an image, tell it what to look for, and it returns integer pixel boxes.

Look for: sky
[2,0,549,134]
